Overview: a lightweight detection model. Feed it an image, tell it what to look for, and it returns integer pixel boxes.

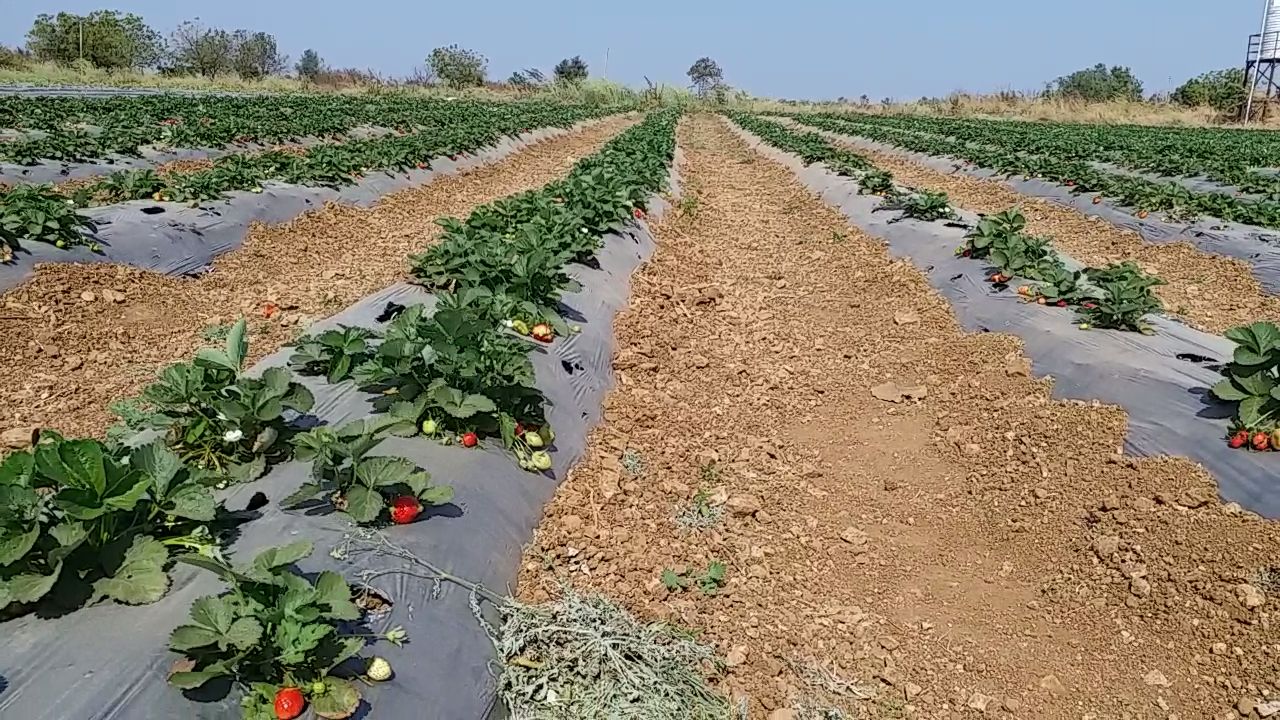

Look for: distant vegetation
[1048,63,1144,103]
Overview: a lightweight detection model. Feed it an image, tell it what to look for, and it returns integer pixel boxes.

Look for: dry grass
[744,91,1280,129]
[0,61,693,108]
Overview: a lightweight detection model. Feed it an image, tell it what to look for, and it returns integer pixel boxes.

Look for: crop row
[794,114,1280,230]
[0,102,618,261]
[0,95,620,166]
[0,108,678,718]
[727,113,1279,452]
[838,113,1280,196]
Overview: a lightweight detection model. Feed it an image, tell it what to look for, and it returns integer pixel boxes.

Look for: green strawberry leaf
[0,525,39,565]
[5,565,61,604]
[167,669,229,690]
[343,485,384,524]
[315,571,361,620]
[91,535,170,605]
[166,484,216,521]
[312,677,361,719]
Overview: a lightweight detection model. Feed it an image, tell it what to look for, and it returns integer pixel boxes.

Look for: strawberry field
[7,94,1280,720]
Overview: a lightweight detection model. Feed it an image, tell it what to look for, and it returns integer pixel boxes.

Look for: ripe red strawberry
[461,431,478,448]
[1228,430,1249,449]
[514,422,526,437]
[633,207,645,219]
[274,687,305,720]
[389,496,421,525]
[1253,432,1271,452]
[1056,300,1067,307]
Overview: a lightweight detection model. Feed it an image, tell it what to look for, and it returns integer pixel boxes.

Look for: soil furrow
[815,129,1280,335]
[519,114,1280,719]
[0,115,636,439]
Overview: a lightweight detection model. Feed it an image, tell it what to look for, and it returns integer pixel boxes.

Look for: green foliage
[96,168,166,202]
[1075,262,1165,332]
[0,433,223,616]
[230,30,288,80]
[1050,63,1144,102]
[553,56,589,83]
[428,44,487,89]
[26,11,164,70]
[289,326,376,385]
[0,45,30,70]
[794,113,1280,229]
[1171,68,1247,114]
[858,169,895,195]
[166,21,235,79]
[1212,322,1280,430]
[0,183,97,259]
[136,319,315,483]
[167,540,378,720]
[724,112,875,177]
[660,562,728,596]
[963,208,1026,259]
[881,189,956,222]
[296,49,324,80]
[285,419,453,524]
[687,57,724,98]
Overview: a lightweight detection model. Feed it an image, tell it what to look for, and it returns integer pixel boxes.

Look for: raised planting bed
[727,113,1280,517]
[1,108,681,719]
[792,114,1280,297]
[0,101,620,290]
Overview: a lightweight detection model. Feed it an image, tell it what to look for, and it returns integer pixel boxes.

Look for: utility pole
[603,48,609,79]
[79,19,84,62]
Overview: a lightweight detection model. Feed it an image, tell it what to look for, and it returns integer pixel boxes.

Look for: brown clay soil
[801,126,1280,336]
[518,114,1280,719]
[0,116,635,440]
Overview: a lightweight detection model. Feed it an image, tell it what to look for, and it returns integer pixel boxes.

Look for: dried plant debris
[492,588,736,720]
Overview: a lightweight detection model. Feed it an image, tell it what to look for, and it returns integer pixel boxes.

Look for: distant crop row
[0,101,616,260]
[0,95,613,165]
[841,113,1280,198]
[796,113,1280,229]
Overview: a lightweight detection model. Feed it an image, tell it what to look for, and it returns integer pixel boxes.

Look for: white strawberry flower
[223,429,244,443]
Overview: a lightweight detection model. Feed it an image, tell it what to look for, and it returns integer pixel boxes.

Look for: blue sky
[0,0,1263,99]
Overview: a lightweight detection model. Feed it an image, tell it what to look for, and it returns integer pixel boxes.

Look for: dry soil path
[519,114,1280,720]
[0,115,636,440]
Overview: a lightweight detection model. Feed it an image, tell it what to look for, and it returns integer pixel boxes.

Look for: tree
[296,48,324,81]
[687,57,724,97]
[167,21,234,78]
[231,31,287,79]
[427,45,487,89]
[1171,68,1247,113]
[1050,63,1144,102]
[553,55,588,83]
[26,11,164,69]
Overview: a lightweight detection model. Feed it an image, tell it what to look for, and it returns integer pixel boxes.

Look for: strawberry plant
[1075,262,1165,332]
[1212,322,1280,431]
[96,168,167,203]
[963,208,1026,259]
[135,319,314,483]
[1,433,225,617]
[167,540,399,719]
[724,112,873,176]
[858,169,895,195]
[0,183,97,259]
[878,189,957,223]
[284,418,453,524]
[288,327,376,385]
